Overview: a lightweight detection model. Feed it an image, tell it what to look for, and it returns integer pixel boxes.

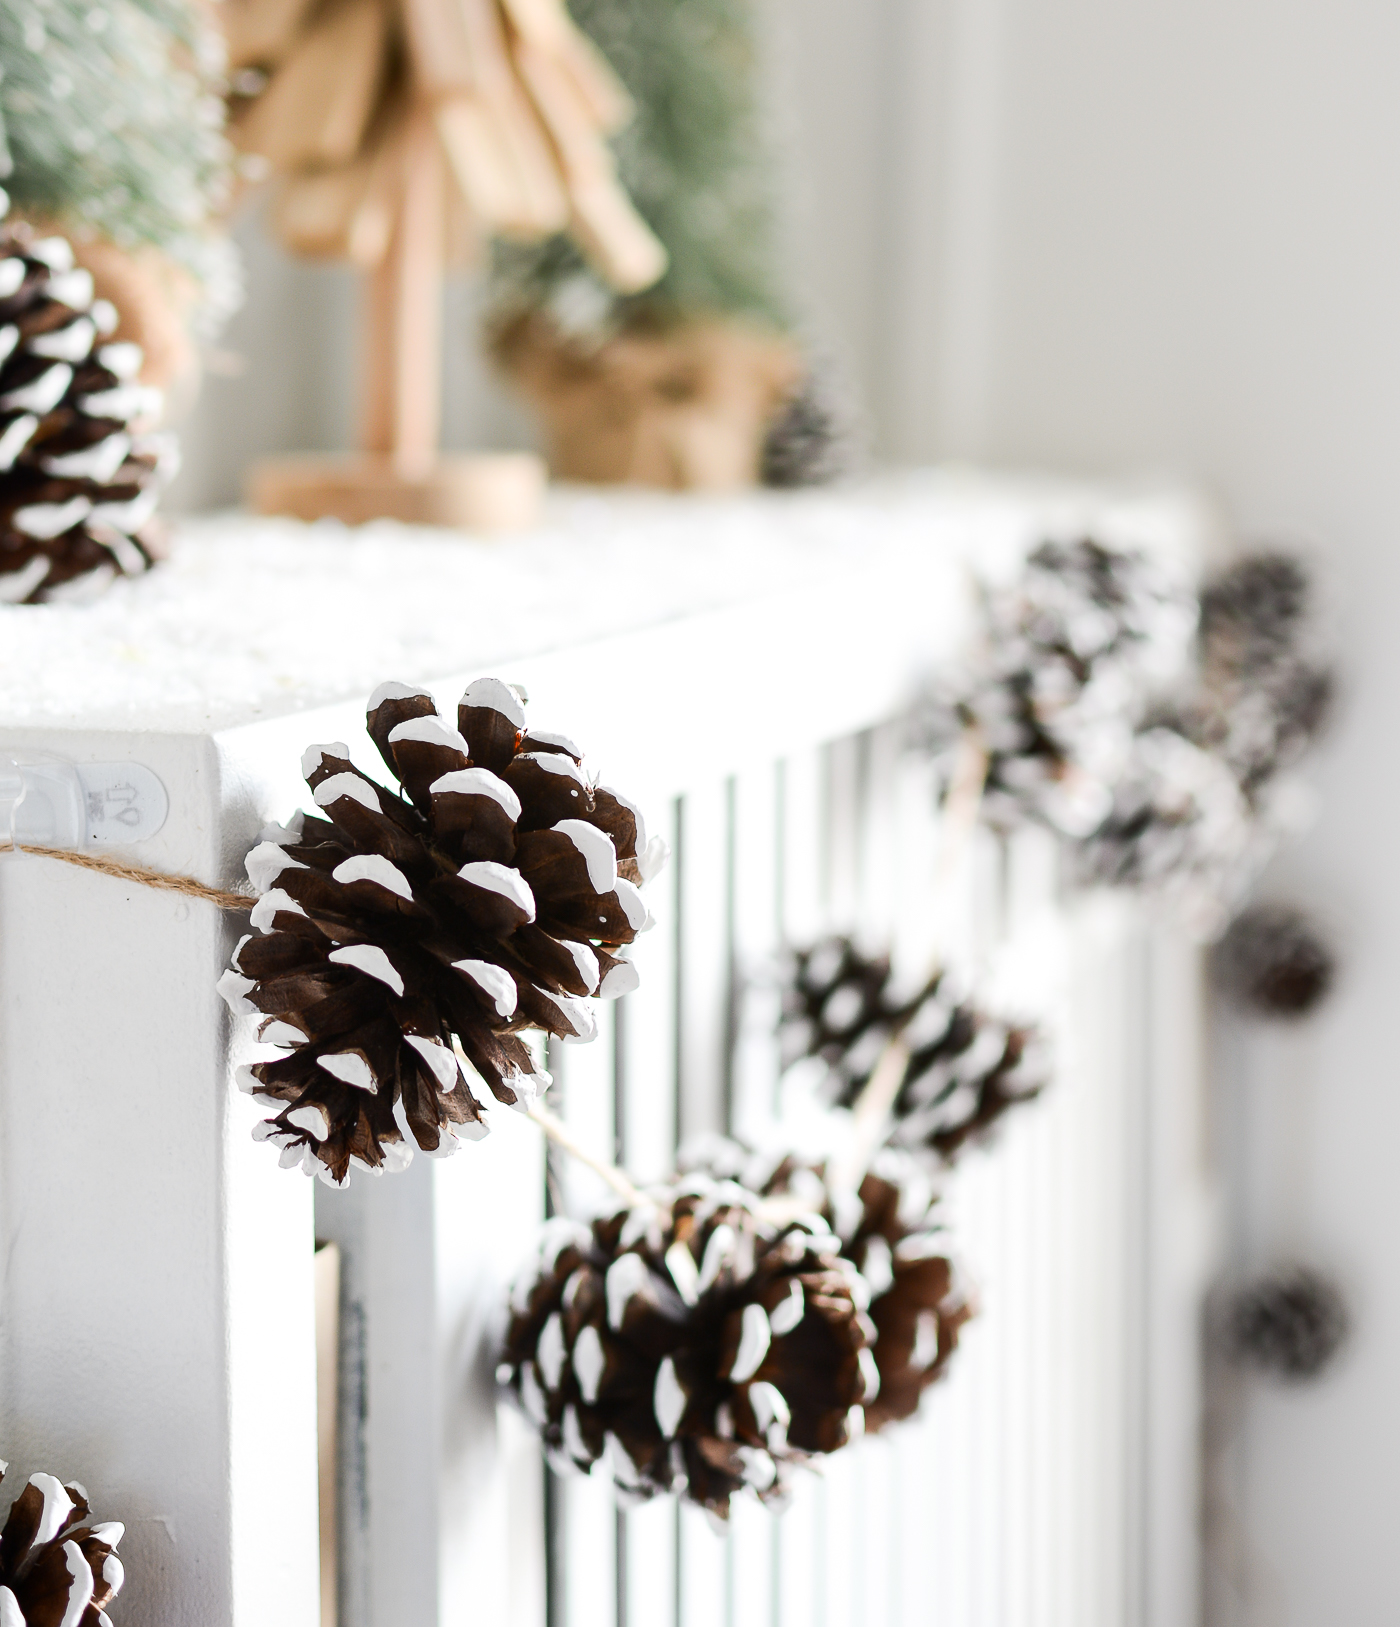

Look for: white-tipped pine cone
[922,538,1193,837]
[781,938,1050,1164]
[500,1175,877,1518]
[0,197,175,605]
[0,1462,125,1626]
[219,677,664,1185]
[679,1137,972,1431]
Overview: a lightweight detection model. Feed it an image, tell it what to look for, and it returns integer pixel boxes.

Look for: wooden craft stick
[234,0,388,170]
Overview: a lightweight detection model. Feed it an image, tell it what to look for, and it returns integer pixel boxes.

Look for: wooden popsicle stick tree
[222,0,665,528]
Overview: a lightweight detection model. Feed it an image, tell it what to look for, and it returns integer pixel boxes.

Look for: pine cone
[499,1175,877,1518]
[759,363,857,489]
[932,538,1193,837]
[1216,903,1336,1018]
[679,1138,972,1431]
[1225,1266,1349,1381]
[0,1462,125,1626]
[0,199,174,604]
[780,937,1051,1164]
[219,677,664,1186]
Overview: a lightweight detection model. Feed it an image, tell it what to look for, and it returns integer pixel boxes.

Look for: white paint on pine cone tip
[250,888,307,932]
[519,1363,548,1428]
[894,1232,950,1262]
[0,259,23,297]
[333,852,413,899]
[664,1240,701,1306]
[728,1303,773,1384]
[314,772,381,814]
[406,1034,458,1090]
[553,819,617,893]
[42,431,132,483]
[768,1278,804,1337]
[561,939,600,994]
[858,1347,881,1403]
[287,1103,330,1142]
[430,767,522,821]
[15,494,91,540]
[1,361,72,415]
[562,1405,592,1465]
[605,1432,643,1488]
[29,1474,75,1545]
[89,1522,124,1548]
[737,1446,777,1491]
[0,555,50,603]
[58,1540,94,1626]
[912,1310,940,1371]
[329,943,405,996]
[101,1553,124,1595]
[317,1051,375,1091]
[0,410,36,471]
[537,1313,567,1390]
[527,730,581,758]
[28,237,74,273]
[613,876,650,930]
[368,679,432,709]
[462,676,526,727]
[605,1251,650,1331]
[388,715,470,755]
[235,1065,261,1095]
[862,1235,895,1297]
[46,268,93,312]
[456,860,535,919]
[216,968,257,1016]
[97,342,143,381]
[301,742,350,778]
[29,315,95,362]
[452,958,518,1017]
[542,988,597,1044]
[747,1380,790,1439]
[259,1017,307,1048]
[246,840,307,892]
[599,959,639,999]
[618,1203,661,1251]
[573,1324,605,1403]
[697,1224,737,1294]
[653,1356,687,1440]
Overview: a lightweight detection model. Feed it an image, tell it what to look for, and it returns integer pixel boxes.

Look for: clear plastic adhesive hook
[0,750,169,850]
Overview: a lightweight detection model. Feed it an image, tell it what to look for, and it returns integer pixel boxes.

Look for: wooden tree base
[247,451,546,532]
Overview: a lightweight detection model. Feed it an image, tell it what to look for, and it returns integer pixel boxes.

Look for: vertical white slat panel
[617,792,679,1184]
[552,1015,620,1627]
[822,735,862,929]
[678,1502,728,1627]
[677,780,732,1145]
[774,1472,821,1627]
[730,763,782,1147]
[728,1500,776,1627]
[620,1499,678,1627]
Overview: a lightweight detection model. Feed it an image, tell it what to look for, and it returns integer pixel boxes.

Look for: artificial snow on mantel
[0,471,1210,734]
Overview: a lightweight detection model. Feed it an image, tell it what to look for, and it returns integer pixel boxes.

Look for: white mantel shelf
[0,470,1207,734]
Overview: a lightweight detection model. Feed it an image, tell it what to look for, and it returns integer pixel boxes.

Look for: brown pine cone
[0,201,175,604]
[499,1175,877,1518]
[679,1138,972,1430]
[219,677,664,1186]
[780,937,1051,1163]
[0,1462,126,1626]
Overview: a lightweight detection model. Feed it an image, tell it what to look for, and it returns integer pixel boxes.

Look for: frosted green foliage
[491,0,789,338]
[0,0,236,319]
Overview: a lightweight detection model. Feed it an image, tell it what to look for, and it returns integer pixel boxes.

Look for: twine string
[0,840,257,910]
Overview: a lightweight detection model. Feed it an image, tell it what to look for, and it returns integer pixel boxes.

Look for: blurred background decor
[222,0,666,526]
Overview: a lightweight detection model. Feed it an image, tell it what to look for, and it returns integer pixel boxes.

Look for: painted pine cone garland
[680,1138,972,1431]
[926,538,1193,837]
[0,1463,125,1626]
[0,198,174,604]
[500,1176,877,1517]
[781,938,1050,1163]
[219,677,663,1185]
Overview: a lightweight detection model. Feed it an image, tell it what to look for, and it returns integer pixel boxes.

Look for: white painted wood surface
[0,482,1210,1625]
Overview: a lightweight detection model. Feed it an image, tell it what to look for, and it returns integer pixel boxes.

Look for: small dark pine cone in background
[0,194,176,604]
[780,937,1051,1164]
[219,678,665,1185]
[1215,903,1336,1018]
[0,1461,126,1624]
[679,1136,973,1431]
[926,538,1193,838]
[499,1174,877,1518]
[1225,1265,1350,1381]
[759,362,858,489]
